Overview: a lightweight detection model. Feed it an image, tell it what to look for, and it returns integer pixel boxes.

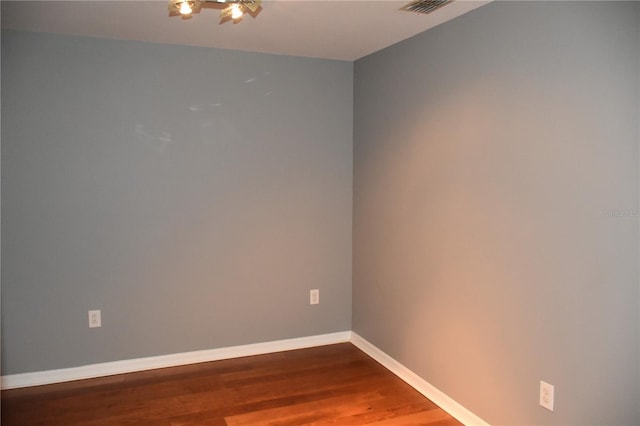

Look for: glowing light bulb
[230,3,243,19]
[179,1,192,15]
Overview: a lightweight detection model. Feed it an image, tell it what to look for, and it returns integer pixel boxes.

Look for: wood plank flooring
[1,343,461,425]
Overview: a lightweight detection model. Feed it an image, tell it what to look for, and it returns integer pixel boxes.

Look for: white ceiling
[1,0,490,61]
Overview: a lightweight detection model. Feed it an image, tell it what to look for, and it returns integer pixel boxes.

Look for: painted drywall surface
[353,2,639,425]
[1,31,353,374]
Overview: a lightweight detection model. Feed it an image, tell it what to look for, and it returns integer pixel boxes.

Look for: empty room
[1,1,639,425]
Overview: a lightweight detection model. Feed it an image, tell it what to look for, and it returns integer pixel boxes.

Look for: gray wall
[353,2,639,425]
[1,31,353,374]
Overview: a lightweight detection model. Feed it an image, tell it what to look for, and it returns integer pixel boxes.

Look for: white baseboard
[350,332,489,426]
[1,331,351,390]
[2,330,489,426]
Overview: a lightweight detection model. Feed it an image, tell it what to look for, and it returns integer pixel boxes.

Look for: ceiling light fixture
[179,1,194,15]
[230,3,243,20]
[168,0,262,23]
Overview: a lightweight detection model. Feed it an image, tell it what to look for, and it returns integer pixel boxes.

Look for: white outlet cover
[88,310,102,328]
[539,380,554,411]
[310,289,319,305]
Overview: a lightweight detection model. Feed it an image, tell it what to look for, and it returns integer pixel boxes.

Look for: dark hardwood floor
[1,343,461,425]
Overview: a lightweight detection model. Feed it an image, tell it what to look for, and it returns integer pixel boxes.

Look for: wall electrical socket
[310,289,319,305]
[539,380,554,411]
[88,310,102,328]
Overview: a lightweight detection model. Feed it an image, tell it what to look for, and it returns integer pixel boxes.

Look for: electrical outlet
[539,380,554,411]
[88,310,101,328]
[310,289,319,305]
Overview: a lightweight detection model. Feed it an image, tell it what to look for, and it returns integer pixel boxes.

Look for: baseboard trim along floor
[349,332,489,426]
[1,331,351,390]
[1,330,489,426]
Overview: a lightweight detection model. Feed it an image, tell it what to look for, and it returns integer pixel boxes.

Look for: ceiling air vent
[400,0,453,14]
